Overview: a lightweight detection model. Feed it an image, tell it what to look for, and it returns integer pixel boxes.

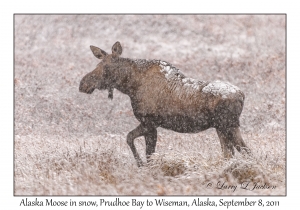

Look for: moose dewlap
[79,41,250,167]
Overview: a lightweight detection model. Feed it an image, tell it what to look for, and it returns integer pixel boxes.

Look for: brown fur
[79,42,251,167]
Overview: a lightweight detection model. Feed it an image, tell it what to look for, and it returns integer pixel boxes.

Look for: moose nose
[79,86,84,92]
[79,82,87,93]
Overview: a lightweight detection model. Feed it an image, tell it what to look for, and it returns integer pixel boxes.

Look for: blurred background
[14,15,285,195]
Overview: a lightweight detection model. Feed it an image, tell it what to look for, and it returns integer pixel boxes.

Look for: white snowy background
[14,15,285,195]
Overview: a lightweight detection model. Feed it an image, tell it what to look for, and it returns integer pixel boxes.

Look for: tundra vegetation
[14,15,285,195]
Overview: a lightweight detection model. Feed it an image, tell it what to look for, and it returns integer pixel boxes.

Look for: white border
[2,0,297,209]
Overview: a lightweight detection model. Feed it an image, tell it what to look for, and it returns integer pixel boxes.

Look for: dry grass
[14,15,285,195]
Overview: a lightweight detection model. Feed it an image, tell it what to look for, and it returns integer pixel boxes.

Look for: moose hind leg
[216,128,235,159]
[145,128,157,163]
[126,124,149,167]
[217,127,251,159]
[231,127,251,155]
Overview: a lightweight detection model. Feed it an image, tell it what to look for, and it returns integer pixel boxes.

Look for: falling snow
[14,15,285,196]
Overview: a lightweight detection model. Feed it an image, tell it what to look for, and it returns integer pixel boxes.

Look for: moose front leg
[145,128,157,163]
[126,124,150,167]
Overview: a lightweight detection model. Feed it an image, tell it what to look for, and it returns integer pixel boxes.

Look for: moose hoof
[223,152,234,160]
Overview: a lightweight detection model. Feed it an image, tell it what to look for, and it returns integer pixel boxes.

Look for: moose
[79,42,250,167]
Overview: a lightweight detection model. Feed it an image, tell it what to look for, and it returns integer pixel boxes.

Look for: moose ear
[112,41,122,57]
[90,45,107,59]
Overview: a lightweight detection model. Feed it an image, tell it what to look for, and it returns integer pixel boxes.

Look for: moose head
[79,41,123,99]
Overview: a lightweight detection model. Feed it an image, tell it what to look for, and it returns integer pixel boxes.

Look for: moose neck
[107,58,140,98]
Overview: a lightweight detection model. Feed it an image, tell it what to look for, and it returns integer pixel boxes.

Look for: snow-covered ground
[14,15,285,195]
